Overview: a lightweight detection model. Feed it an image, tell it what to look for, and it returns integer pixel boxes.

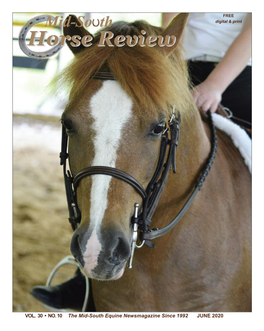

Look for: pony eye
[151,122,166,136]
[61,119,74,133]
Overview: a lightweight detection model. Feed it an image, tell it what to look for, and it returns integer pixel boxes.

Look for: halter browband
[60,72,218,250]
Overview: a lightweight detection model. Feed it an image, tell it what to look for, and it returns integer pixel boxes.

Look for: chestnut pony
[57,14,251,312]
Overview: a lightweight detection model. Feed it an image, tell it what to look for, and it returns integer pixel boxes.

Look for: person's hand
[191,80,222,113]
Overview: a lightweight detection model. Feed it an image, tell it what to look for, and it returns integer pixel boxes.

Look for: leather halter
[60,71,218,251]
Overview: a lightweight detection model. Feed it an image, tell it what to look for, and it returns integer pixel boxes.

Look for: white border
[5,1,263,330]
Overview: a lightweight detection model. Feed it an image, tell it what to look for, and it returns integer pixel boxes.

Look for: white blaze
[83,80,133,272]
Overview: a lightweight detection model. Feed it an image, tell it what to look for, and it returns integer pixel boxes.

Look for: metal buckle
[162,105,177,135]
[128,203,145,269]
[169,105,176,125]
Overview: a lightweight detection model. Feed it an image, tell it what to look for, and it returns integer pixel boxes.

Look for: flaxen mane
[55,20,195,116]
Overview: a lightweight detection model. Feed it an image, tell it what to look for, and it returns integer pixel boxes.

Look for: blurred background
[13,12,162,312]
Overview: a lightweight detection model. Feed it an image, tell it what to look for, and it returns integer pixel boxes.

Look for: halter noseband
[59,71,218,268]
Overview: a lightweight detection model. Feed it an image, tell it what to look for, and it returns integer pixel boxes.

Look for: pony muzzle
[70,225,131,280]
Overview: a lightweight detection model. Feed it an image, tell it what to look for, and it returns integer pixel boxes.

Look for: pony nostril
[70,232,85,267]
[108,237,130,265]
[108,249,121,265]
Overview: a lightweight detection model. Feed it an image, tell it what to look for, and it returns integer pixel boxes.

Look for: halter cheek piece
[60,71,218,269]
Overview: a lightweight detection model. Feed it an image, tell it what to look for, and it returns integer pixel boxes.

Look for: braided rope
[196,110,218,190]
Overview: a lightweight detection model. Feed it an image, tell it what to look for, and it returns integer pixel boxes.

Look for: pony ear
[161,13,189,55]
[63,15,93,55]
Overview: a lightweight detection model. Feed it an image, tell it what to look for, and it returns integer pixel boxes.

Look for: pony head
[57,14,192,280]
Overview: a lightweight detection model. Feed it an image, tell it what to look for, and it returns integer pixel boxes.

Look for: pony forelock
[52,20,195,117]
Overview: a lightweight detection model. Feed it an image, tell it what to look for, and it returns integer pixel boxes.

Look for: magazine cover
[10,8,258,329]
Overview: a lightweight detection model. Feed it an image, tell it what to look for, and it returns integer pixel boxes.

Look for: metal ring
[222,107,233,119]
[136,240,145,249]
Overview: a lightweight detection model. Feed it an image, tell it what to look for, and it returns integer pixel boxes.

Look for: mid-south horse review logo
[18,14,177,59]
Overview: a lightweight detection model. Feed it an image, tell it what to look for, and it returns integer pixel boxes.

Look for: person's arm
[193,14,252,112]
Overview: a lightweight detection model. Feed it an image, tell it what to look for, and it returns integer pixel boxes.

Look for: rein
[59,71,218,268]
